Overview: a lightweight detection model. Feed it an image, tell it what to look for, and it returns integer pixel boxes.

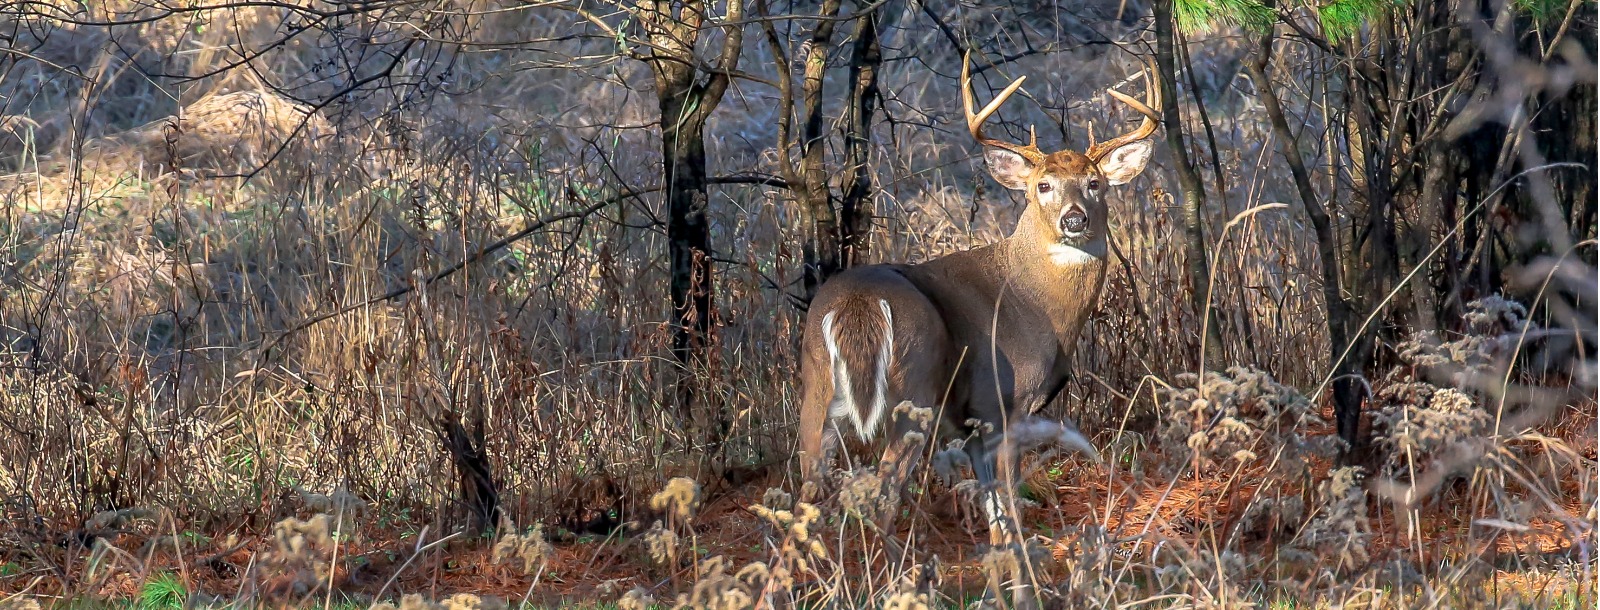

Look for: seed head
[643,520,679,566]
[617,587,655,610]
[882,590,931,610]
[735,561,769,586]
[398,594,433,610]
[0,596,42,610]
[760,487,792,511]
[441,594,507,610]
[651,477,701,521]
[491,520,551,574]
[894,401,935,427]
[839,470,897,523]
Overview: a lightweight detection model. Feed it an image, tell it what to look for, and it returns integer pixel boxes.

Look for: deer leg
[799,421,842,503]
[871,413,929,568]
[970,433,1026,547]
[798,391,827,485]
[967,442,1008,547]
[878,426,924,505]
[878,403,935,501]
[970,432,1041,610]
[994,433,1042,610]
[990,437,1026,555]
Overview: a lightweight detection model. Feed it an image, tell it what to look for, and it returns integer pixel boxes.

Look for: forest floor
[3,406,1593,610]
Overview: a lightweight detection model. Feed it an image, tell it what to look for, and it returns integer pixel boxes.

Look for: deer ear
[1098,139,1154,185]
[984,147,1033,190]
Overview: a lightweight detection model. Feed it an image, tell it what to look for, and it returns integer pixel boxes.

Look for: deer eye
[1036,182,1053,194]
[1087,178,1101,191]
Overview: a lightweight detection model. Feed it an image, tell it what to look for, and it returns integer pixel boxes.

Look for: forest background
[0,0,1595,607]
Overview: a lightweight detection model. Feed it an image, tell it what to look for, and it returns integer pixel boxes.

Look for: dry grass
[0,1,1593,609]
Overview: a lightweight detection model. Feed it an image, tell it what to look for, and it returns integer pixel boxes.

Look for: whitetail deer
[797,54,1160,548]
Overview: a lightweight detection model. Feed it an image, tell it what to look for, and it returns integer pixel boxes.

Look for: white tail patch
[821,301,896,443]
[821,310,854,426]
[864,299,894,440]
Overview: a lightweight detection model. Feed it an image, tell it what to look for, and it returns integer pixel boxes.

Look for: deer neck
[997,209,1108,346]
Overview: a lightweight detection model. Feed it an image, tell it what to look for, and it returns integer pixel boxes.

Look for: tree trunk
[437,411,499,535]
[796,0,845,301]
[1330,20,1408,452]
[661,92,715,373]
[1395,0,1465,332]
[1517,11,1597,257]
[1335,65,1390,452]
[639,0,743,441]
[1154,0,1226,368]
[838,7,883,269]
[1244,10,1363,452]
[651,46,716,434]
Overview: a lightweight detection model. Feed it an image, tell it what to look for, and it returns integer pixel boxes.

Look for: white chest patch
[1047,244,1099,266]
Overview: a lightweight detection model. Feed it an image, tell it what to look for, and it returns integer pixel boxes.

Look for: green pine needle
[1175,0,1277,33]
[1318,0,1407,39]
[139,572,187,610]
[1513,0,1574,22]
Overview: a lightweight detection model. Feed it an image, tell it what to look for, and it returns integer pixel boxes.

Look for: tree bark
[1318,16,1411,452]
[795,0,845,301]
[761,0,883,300]
[1243,10,1363,451]
[640,0,744,438]
[437,411,499,535]
[839,7,884,269]
[660,95,715,371]
[1153,0,1226,368]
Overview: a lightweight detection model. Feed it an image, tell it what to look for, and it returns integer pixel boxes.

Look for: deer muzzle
[1059,206,1089,238]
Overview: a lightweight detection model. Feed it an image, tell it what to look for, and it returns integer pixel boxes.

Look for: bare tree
[838,4,890,271]
[1152,0,1226,366]
[758,0,892,301]
[1242,1,1361,455]
[635,0,746,431]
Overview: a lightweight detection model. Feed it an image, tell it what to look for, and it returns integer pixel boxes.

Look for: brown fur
[798,267,951,482]
[796,144,1148,546]
[1041,150,1094,175]
[826,292,889,427]
[798,65,1157,577]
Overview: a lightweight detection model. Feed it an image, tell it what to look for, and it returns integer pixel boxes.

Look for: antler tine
[961,51,1045,163]
[1087,56,1163,162]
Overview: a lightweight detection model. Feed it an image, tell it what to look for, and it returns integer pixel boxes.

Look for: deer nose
[1060,207,1088,236]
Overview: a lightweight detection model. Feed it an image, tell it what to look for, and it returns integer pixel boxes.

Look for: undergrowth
[0,1,1592,609]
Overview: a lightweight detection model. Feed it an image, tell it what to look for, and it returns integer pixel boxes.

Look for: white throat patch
[1046,243,1102,266]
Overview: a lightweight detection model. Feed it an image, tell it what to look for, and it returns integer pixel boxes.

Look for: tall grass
[0,1,1591,608]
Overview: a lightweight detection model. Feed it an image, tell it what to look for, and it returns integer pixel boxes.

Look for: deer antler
[961,51,1046,165]
[1086,56,1162,162]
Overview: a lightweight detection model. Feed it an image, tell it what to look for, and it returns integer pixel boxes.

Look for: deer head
[962,53,1160,260]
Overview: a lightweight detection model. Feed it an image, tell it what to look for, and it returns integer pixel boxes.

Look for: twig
[1310,162,1589,400]
[256,174,786,358]
[371,526,459,605]
[192,541,251,568]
